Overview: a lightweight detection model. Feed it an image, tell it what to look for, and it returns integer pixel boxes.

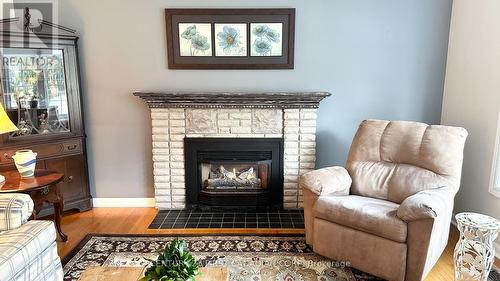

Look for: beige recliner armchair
[300,119,468,281]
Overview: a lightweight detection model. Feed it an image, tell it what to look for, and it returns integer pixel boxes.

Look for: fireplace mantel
[133,92,330,109]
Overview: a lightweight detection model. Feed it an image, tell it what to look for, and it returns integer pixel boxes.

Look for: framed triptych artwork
[165,9,295,69]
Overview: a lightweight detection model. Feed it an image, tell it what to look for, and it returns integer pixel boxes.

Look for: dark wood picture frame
[165,8,295,69]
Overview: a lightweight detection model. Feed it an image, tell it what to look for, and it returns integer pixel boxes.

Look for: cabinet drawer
[61,140,83,154]
[0,139,83,165]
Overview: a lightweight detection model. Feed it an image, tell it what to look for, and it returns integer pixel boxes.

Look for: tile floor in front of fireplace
[149,209,305,229]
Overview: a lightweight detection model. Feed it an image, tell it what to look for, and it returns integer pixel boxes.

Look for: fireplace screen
[185,137,283,209]
[201,161,270,191]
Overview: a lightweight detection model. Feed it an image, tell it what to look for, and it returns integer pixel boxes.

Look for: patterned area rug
[62,234,500,281]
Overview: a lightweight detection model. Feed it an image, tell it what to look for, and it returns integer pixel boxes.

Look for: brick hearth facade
[135,92,330,210]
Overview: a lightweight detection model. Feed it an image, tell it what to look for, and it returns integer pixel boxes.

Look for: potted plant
[140,238,200,281]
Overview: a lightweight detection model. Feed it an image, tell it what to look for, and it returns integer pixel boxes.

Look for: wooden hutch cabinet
[0,12,92,215]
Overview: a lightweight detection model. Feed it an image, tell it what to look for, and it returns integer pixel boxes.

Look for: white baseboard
[92,198,155,207]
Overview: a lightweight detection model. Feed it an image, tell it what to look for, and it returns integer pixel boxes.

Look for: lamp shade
[0,103,18,134]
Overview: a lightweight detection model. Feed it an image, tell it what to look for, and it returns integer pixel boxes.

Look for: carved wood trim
[133,92,331,109]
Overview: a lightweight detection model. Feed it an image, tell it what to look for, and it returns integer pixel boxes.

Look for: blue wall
[59,0,453,197]
[313,0,452,167]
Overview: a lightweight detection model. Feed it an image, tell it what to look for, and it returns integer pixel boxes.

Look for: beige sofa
[300,119,468,281]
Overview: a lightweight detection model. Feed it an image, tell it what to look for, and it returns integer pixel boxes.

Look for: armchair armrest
[299,166,352,196]
[397,186,455,222]
[0,193,34,231]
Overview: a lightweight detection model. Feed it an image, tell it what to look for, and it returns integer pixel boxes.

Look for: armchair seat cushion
[313,195,407,243]
[0,220,58,281]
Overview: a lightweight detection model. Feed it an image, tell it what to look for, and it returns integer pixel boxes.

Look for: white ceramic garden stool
[454,212,500,281]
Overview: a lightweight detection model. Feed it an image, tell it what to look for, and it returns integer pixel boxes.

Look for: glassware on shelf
[47,106,69,132]
[38,113,49,134]
[0,48,71,138]
[16,119,31,136]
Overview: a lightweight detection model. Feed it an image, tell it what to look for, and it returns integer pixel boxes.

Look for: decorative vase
[12,150,37,177]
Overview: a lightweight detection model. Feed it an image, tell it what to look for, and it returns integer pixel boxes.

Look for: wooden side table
[0,169,67,241]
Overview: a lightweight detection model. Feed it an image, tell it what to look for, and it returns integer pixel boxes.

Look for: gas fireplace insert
[184,138,284,210]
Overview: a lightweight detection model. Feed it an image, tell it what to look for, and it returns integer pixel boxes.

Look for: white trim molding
[92,198,156,208]
[489,107,500,198]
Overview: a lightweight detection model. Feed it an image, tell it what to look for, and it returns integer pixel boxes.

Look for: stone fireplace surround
[135,92,330,210]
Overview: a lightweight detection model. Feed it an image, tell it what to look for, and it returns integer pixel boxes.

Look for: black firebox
[185,138,284,210]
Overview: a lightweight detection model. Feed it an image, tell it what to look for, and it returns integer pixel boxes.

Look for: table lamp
[0,103,18,182]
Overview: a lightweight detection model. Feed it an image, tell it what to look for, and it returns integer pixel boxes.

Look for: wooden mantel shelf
[133,92,331,109]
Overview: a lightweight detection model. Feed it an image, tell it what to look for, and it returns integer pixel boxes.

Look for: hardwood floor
[56,208,499,281]
[55,207,304,258]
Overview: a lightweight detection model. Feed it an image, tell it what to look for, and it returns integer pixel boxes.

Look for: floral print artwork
[250,23,283,56]
[178,23,212,56]
[215,24,247,56]
[177,22,283,58]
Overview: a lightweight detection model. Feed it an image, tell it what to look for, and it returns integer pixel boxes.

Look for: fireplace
[185,138,284,209]
[134,92,330,209]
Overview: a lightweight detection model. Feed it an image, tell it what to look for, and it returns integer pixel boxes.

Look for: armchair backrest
[346,119,468,204]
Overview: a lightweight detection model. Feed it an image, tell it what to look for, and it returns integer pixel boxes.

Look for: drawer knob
[66,176,74,183]
[67,144,78,150]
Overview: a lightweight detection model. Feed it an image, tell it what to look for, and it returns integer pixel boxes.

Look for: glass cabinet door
[0,48,70,138]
